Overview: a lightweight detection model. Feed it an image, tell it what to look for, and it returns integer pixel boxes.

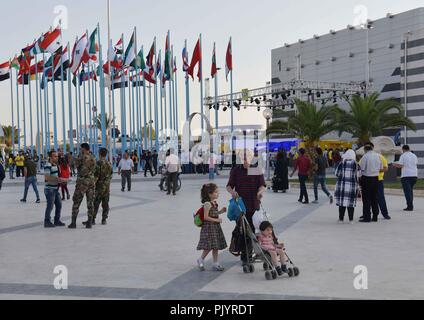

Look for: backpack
[194,207,205,227]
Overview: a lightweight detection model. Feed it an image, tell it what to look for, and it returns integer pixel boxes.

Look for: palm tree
[0,125,19,147]
[337,92,416,146]
[93,113,114,146]
[266,120,288,136]
[287,99,340,151]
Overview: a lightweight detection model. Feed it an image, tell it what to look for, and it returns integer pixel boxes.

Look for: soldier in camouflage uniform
[68,143,97,229]
[83,148,113,226]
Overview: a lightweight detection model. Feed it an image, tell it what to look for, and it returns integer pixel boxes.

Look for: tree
[287,99,340,151]
[93,113,114,146]
[0,125,19,147]
[337,92,416,146]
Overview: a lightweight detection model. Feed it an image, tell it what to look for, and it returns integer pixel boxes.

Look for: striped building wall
[271,7,424,176]
[401,28,424,174]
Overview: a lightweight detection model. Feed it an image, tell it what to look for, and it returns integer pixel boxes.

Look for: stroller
[231,199,300,281]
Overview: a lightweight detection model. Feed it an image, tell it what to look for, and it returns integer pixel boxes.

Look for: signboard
[241,89,249,101]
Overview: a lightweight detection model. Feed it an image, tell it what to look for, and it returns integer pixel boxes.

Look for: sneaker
[276,266,283,276]
[36,199,41,204]
[54,221,66,227]
[383,215,391,220]
[20,199,26,203]
[330,196,334,204]
[281,265,288,273]
[121,189,125,192]
[102,219,107,225]
[312,200,319,204]
[44,221,56,228]
[302,201,309,204]
[197,258,205,271]
[213,264,225,272]
[338,220,344,224]
[404,208,413,212]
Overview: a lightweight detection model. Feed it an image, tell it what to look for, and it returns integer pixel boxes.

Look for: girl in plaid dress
[335,149,359,224]
[197,184,228,272]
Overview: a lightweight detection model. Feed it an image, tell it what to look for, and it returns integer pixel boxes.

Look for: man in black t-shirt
[20,155,41,203]
[312,147,333,204]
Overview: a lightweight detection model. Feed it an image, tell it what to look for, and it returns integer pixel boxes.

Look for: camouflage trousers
[93,186,110,221]
[72,179,95,219]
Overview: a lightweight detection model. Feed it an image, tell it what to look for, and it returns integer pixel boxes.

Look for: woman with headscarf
[272,149,289,193]
[334,149,359,224]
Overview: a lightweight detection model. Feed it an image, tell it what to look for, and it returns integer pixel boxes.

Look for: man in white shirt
[118,151,134,192]
[359,142,383,222]
[165,149,180,195]
[393,145,418,211]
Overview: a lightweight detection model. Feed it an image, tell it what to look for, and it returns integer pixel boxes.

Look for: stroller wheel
[265,271,273,281]
[243,265,250,274]
[294,267,300,277]
[271,270,278,280]
[288,268,294,278]
[263,263,270,271]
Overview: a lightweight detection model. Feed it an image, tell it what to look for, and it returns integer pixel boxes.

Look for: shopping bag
[227,197,247,222]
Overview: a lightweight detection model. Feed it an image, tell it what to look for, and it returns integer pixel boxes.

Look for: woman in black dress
[273,149,289,193]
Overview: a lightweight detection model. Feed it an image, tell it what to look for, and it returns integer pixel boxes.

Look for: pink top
[257,234,276,252]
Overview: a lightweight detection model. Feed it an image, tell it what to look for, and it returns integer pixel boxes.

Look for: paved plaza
[0,173,423,300]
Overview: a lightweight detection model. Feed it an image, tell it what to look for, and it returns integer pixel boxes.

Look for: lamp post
[263,108,272,181]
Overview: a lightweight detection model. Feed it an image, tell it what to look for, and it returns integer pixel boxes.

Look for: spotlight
[292,90,296,95]
[290,104,295,109]
[238,99,242,105]
[263,95,267,101]
[287,91,291,97]
[282,93,287,100]
[227,102,231,107]
[209,104,213,110]
[250,97,254,104]
[333,97,337,103]
[223,107,228,112]
[308,90,313,96]
[216,103,220,111]
[255,98,261,105]
[316,92,321,98]
[257,106,261,111]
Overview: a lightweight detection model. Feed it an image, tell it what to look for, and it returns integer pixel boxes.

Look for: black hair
[299,148,306,155]
[259,221,273,232]
[403,145,410,151]
[81,143,90,151]
[201,183,218,204]
[315,147,323,155]
[99,148,108,157]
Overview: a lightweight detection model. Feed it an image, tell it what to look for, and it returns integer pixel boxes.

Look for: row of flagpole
[1,25,235,165]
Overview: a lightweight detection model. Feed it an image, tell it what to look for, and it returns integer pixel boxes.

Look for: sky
[0,0,423,139]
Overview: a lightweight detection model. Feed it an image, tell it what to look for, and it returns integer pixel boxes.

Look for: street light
[263,108,273,181]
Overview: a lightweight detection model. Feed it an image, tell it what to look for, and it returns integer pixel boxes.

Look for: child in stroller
[257,221,288,276]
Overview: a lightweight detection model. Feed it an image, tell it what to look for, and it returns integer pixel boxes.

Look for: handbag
[227,197,247,222]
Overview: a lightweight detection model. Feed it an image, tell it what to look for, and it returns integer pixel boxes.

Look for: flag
[18,54,32,75]
[174,57,177,73]
[114,38,123,55]
[30,37,44,56]
[105,39,123,74]
[164,33,172,81]
[156,52,162,77]
[188,38,201,81]
[225,39,233,81]
[182,46,189,72]
[72,69,97,87]
[145,42,155,74]
[11,56,20,70]
[111,70,128,90]
[211,43,217,78]
[0,61,10,82]
[41,56,54,89]
[18,74,36,85]
[88,27,99,62]
[40,27,62,53]
[29,60,45,75]
[53,46,70,80]
[70,33,90,75]
[124,31,136,67]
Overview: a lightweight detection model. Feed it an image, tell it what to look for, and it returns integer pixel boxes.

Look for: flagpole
[229,37,234,150]
[74,65,80,155]
[59,24,67,153]
[97,24,107,150]
[83,65,88,143]
[107,0,112,164]
[130,68,134,153]
[184,39,190,121]
[159,51,164,140]
[134,27,141,155]
[9,66,15,155]
[121,34,127,153]
[87,63,93,148]
[214,43,219,132]
[174,55,179,138]
[94,63,99,158]
[200,34,204,131]
[167,31,173,138]
[142,45,148,152]
[34,55,41,167]
[15,69,21,152]
[39,58,45,158]
[163,78,167,143]
[77,68,83,154]
[112,69,117,169]
[51,57,59,151]
[28,58,34,157]
[22,69,27,152]
[154,46,159,152]
[67,43,74,154]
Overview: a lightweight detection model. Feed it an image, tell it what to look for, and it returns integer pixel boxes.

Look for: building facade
[271,7,424,175]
